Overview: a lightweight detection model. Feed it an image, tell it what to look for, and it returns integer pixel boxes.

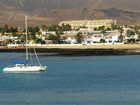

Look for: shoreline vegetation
[1,44,140,56]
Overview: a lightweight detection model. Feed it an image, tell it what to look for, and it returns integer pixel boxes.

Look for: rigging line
[25,15,42,66]
[27,28,42,66]
[29,48,34,66]
[33,46,42,66]
[25,15,28,64]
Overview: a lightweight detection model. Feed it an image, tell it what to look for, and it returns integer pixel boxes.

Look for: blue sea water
[0,53,140,105]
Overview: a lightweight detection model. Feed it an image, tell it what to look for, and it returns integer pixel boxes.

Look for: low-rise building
[80,30,120,44]
[59,19,116,29]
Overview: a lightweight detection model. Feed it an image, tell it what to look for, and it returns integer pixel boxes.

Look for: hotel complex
[59,19,117,29]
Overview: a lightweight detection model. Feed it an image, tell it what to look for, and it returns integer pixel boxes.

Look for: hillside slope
[0,0,140,26]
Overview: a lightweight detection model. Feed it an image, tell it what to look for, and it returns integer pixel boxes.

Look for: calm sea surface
[0,53,140,105]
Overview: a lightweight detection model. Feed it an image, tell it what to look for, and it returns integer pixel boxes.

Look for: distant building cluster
[59,19,116,29]
[1,18,140,46]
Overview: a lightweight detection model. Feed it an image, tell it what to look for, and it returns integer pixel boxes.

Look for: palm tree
[61,23,72,31]
[118,28,124,42]
[75,32,84,44]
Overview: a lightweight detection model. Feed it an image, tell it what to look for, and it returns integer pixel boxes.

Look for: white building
[65,37,77,44]
[80,30,120,44]
[104,30,120,43]
[0,35,10,41]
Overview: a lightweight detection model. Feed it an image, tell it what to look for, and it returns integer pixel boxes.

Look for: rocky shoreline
[1,44,140,56]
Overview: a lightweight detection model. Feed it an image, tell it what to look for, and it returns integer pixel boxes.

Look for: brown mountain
[0,0,140,26]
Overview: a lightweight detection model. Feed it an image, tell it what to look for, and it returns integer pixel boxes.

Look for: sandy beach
[1,44,140,55]
[31,44,140,50]
[0,44,140,49]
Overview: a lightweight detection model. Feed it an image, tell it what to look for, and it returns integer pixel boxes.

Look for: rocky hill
[0,0,140,26]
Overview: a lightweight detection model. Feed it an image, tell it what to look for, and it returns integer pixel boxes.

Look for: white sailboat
[3,15,47,72]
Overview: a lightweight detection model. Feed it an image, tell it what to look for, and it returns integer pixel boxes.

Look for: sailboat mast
[25,15,28,64]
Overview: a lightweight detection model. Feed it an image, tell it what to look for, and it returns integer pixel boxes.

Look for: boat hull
[3,66,47,72]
